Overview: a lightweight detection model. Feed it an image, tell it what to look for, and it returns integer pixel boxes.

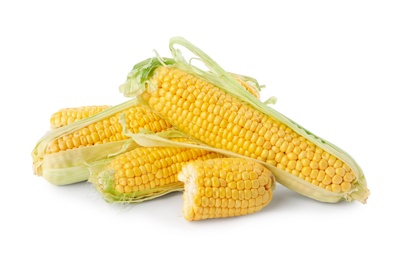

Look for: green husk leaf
[119,36,369,203]
[32,98,141,185]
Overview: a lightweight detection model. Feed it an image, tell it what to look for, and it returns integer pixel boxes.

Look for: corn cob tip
[350,185,370,204]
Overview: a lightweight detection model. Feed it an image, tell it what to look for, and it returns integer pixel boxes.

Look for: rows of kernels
[182,158,273,221]
[50,105,110,129]
[108,146,224,194]
[147,67,355,193]
[46,105,171,154]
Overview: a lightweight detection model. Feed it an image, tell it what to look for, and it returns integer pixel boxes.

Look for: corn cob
[178,158,274,221]
[32,99,172,185]
[119,37,369,203]
[50,105,111,129]
[91,139,225,203]
[45,104,170,154]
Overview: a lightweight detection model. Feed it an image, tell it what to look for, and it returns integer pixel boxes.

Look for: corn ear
[32,98,142,185]
[119,37,369,203]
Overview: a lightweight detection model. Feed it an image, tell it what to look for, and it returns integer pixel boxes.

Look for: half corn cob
[178,158,275,221]
[119,37,369,203]
[91,139,224,203]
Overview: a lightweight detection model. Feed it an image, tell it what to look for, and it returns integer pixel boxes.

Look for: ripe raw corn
[50,105,110,129]
[119,37,369,203]
[45,104,169,154]
[32,99,172,185]
[91,140,225,203]
[178,158,275,221]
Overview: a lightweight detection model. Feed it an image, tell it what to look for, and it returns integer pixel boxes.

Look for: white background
[1,0,402,259]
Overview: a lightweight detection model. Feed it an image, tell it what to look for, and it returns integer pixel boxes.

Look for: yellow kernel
[310,161,319,169]
[341,182,352,192]
[293,146,301,155]
[331,184,341,193]
[299,140,308,151]
[301,166,311,176]
[228,181,237,189]
[226,173,234,182]
[258,186,266,195]
[117,169,125,178]
[301,158,310,167]
[247,172,258,180]
[275,153,284,163]
[202,196,209,207]
[141,174,149,184]
[211,177,220,187]
[312,179,320,186]
[234,172,242,181]
[237,181,245,190]
[287,160,297,170]
[115,184,124,193]
[305,176,312,183]
[205,187,213,197]
[332,174,343,185]
[317,170,325,181]
[306,166,317,177]
[135,177,142,186]
[251,189,258,198]
[194,195,202,207]
[319,159,328,170]
[287,152,298,160]
[204,178,212,187]
[328,155,336,166]
[125,169,135,178]
[218,187,226,198]
[336,167,346,177]
[333,159,343,168]
[251,179,260,189]
[118,178,127,186]
[322,175,332,185]
[285,143,295,154]
[232,190,239,200]
[298,151,307,160]
[306,151,314,160]
[344,172,355,182]
[325,167,335,177]
[295,161,303,171]
[212,188,220,198]
[124,186,132,193]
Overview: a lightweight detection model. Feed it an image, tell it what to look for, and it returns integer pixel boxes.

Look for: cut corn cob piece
[91,139,224,203]
[32,98,172,185]
[50,105,111,129]
[178,158,274,221]
[119,37,369,203]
